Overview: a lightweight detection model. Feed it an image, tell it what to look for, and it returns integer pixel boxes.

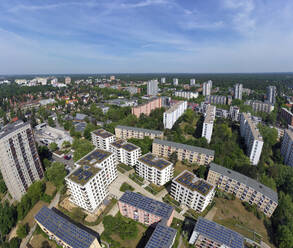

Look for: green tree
[46,162,67,188]
[169,152,178,165]
[72,139,95,161]
[16,223,29,239]
[0,202,17,236]
[49,142,58,152]
[83,123,97,140]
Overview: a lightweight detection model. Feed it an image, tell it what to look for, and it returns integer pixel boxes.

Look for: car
[64,155,72,160]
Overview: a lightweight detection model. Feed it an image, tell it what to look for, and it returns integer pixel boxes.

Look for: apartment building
[202,80,212,96]
[281,129,293,166]
[115,125,164,140]
[35,206,102,248]
[280,107,293,126]
[174,91,198,99]
[109,139,141,166]
[152,139,214,165]
[161,77,166,84]
[173,78,178,86]
[171,170,215,212]
[147,79,159,96]
[189,217,244,248]
[267,86,277,105]
[131,97,162,118]
[207,163,278,217]
[65,149,117,212]
[118,191,174,226]
[202,105,216,143]
[205,95,229,105]
[190,78,196,86]
[229,106,240,121]
[240,113,264,165]
[91,129,115,151]
[65,76,71,84]
[136,153,173,186]
[234,83,243,100]
[163,101,187,129]
[0,121,44,201]
[245,100,274,113]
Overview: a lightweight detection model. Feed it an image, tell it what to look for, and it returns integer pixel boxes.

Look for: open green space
[120,182,134,192]
[129,173,144,186]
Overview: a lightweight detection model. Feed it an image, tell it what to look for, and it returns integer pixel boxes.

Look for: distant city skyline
[0,0,293,74]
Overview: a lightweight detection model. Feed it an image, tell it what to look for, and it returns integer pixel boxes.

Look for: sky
[0,0,293,74]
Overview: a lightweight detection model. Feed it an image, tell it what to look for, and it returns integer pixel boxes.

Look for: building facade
[245,100,274,113]
[0,121,44,201]
[136,153,173,186]
[229,106,240,121]
[91,129,116,151]
[163,101,187,129]
[266,86,277,105]
[234,83,243,100]
[171,170,215,212]
[173,78,178,86]
[174,91,198,99]
[202,105,216,143]
[205,95,228,105]
[280,107,293,126]
[190,78,196,86]
[202,80,212,96]
[152,139,214,165]
[161,77,166,84]
[131,97,162,118]
[115,125,164,140]
[207,163,278,217]
[147,79,159,96]
[281,129,293,167]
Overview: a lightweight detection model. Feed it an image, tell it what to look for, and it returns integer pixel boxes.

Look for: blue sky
[0,0,293,74]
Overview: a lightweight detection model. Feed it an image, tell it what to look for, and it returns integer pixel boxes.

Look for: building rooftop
[153,139,215,156]
[138,153,172,170]
[193,217,244,248]
[0,120,29,139]
[116,125,164,135]
[165,101,186,114]
[204,105,216,124]
[75,113,88,121]
[174,170,214,196]
[242,113,263,141]
[35,206,96,248]
[145,222,177,248]
[110,139,139,152]
[92,129,114,139]
[119,191,174,219]
[210,163,278,203]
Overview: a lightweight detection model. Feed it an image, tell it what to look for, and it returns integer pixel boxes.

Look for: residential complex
[109,139,141,166]
[281,129,293,166]
[205,95,231,105]
[163,101,187,129]
[91,129,115,151]
[171,170,215,212]
[115,125,164,140]
[135,153,173,186]
[174,91,198,99]
[152,139,215,165]
[131,97,162,118]
[65,76,71,84]
[229,106,240,121]
[266,85,277,104]
[161,77,166,84]
[190,78,196,86]
[35,206,102,248]
[189,217,244,248]
[280,107,293,126]
[173,78,178,86]
[202,80,212,96]
[65,149,117,212]
[234,83,243,100]
[240,113,264,165]
[147,79,159,96]
[207,163,278,217]
[202,105,216,143]
[0,121,44,201]
[244,100,274,113]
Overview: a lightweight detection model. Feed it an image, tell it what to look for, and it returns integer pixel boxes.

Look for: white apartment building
[135,153,173,186]
[91,129,115,151]
[190,78,196,86]
[240,113,264,165]
[173,78,178,86]
[65,149,117,212]
[229,106,240,121]
[281,129,293,167]
[161,77,166,84]
[245,100,274,113]
[163,101,187,129]
[171,170,215,212]
[109,139,141,166]
[147,80,159,96]
[0,121,44,201]
[234,83,243,100]
[174,91,198,99]
[266,86,277,105]
[202,80,212,96]
[202,105,216,143]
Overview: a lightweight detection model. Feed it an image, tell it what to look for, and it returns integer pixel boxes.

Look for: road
[20,192,60,248]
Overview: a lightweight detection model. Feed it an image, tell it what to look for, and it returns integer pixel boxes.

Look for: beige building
[115,125,164,140]
[152,139,214,165]
[207,163,278,217]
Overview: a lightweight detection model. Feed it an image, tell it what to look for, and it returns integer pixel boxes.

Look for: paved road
[52,154,75,170]
[20,192,60,248]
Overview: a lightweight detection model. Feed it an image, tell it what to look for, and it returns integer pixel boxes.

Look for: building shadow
[136,223,157,248]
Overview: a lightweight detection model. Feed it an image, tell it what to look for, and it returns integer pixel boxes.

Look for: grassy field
[174,161,195,177]
[45,181,56,196]
[213,198,274,247]
[30,234,57,248]
[23,201,49,228]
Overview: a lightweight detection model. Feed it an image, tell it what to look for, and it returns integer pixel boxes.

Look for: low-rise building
[91,129,116,151]
[207,163,278,217]
[281,129,293,166]
[132,97,162,118]
[109,139,141,166]
[245,100,274,113]
[189,217,244,248]
[136,153,173,186]
[152,139,214,165]
[35,206,102,248]
[174,91,198,99]
[171,170,215,212]
[115,125,164,140]
[202,105,216,143]
[163,101,187,129]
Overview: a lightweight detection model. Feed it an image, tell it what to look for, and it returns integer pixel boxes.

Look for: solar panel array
[195,217,244,248]
[139,153,171,170]
[119,191,174,219]
[176,171,212,196]
[73,167,94,182]
[80,149,110,164]
[145,223,177,248]
[94,129,113,138]
[122,143,137,152]
[35,206,96,248]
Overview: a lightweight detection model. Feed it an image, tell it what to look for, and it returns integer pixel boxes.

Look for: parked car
[64,155,72,160]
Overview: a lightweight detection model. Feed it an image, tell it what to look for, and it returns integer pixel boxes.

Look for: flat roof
[165,101,186,114]
[110,139,139,152]
[138,153,172,170]
[92,128,114,138]
[204,105,216,124]
[0,121,29,139]
[35,206,96,248]
[119,191,174,219]
[153,139,215,156]
[145,222,177,248]
[116,125,163,135]
[194,217,244,248]
[242,113,263,141]
[174,170,213,196]
[209,163,278,203]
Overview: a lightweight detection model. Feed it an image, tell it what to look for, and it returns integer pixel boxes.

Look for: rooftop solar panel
[138,153,172,170]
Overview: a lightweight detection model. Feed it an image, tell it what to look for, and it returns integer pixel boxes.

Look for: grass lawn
[174,161,195,177]
[45,181,56,196]
[22,201,49,228]
[30,234,56,248]
[118,163,133,172]
[129,173,144,186]
[213,198,274,247]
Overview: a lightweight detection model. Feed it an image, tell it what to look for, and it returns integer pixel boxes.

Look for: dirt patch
[45,181,56,196]
[30,234,56,248]
[174,161,196,177]
[23,201,49,228]
[59,196,77,212]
